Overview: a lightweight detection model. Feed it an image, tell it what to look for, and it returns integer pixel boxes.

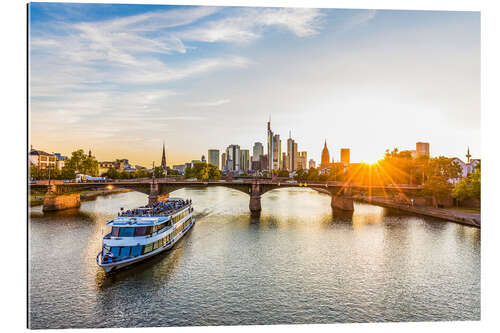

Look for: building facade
[309,159,316,169]
[226,145,241,172]
[267,120,274,171]
[252,142,264,162]
[287,135,296,171]
[298,151,307,170]
[340,148,350,165]
[208,149,220,169]
[172,164,186,175]
[240,149,250,172]
[449,149,480,184]
[53,153,67,170]
[416,142,430,157]
[29,149,57,169]
[272,134,281,170]
[282,152,288,170]
[221,153,227,171]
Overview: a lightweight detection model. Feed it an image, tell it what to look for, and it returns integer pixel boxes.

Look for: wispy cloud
[180,7,324,43]
[29,5,328,154]
[188,99,230,107]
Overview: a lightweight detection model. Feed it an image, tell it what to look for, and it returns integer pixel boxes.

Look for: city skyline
[29,4,480,166]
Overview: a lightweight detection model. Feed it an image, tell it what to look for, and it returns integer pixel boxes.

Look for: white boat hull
[97,218,195,273]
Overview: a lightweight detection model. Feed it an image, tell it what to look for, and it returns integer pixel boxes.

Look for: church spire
[466,147,471,164]
[161,141,167,169]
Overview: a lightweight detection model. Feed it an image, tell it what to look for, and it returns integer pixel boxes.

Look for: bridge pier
[249,183,262,216]
[42,185,80,212]
[331,196,354,211]
[148,182,159,205]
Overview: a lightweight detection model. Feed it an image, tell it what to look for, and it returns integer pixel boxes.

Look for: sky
[29,3,480,167]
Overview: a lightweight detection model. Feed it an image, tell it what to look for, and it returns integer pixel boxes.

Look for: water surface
[28,187,480,328]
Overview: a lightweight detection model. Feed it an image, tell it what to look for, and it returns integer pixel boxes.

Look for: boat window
[134,227,147,237]
[144,243,153,254]
[111,227,120,237]
[110,247,120,257]
[120,247,130,257]
[130,245,142,257]
[119,227,135,237]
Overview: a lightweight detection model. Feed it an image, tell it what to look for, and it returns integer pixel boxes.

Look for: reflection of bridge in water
[31,179,424,214]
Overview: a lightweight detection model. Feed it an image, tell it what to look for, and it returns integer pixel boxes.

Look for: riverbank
[355,196,480,228]
[30,188,132,207]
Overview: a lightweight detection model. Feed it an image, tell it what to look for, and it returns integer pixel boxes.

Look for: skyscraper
[293,142,298,170]
[208,149,220,169]
[282,152,288,170]
[240,149,250,172]
[252,142,264,162]
[226,145,240,172]
[221,152,227,171]
[287,133,295,171]
[272,134,281,170]
[161,141,167,169]
[340,148,350,165]
[267,119,274,171]
[309,159,316,169]
[298,151,307,170]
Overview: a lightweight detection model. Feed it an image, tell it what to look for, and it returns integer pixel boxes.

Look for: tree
[423,175,452,203]
[184,163,220,180]
[167,169,181,176]
[319,174,328,181]
[135,169,149,178]
[452,167,481,203]
[102,167,119,179]
[184,165,193,179]
[426,156,462,181]
[295,169,307,182]
[153,167,165,178]
[307,168,319,181]
[451,179,470,203]
[64,149,99,176]
[277,170,289,178]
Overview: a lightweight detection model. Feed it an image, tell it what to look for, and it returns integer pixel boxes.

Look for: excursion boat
[96,197,195,273]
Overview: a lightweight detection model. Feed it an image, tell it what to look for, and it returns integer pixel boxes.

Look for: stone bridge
[30,179,424,214]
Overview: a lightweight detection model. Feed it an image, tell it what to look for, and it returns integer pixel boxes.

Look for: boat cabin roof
[107,216,171,227]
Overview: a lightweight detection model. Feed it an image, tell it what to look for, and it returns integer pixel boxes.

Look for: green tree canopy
[423,175,452,201]
[185,163,220,180]
[64,149,99,177]
[277,170,289,178]
[452,167,481,202]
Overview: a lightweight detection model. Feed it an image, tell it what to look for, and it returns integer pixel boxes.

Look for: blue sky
[29,3,480,166]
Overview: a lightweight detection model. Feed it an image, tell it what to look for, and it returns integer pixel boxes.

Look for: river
[28,187,480,328]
